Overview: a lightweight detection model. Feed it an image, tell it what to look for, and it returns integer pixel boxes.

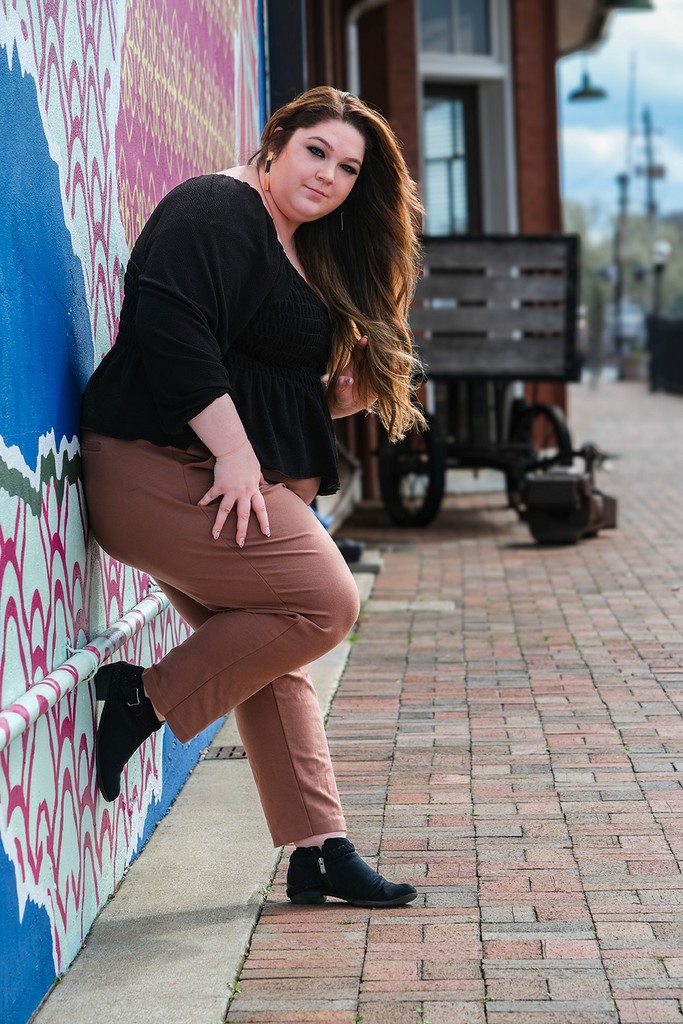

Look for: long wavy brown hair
[252,87,426,440]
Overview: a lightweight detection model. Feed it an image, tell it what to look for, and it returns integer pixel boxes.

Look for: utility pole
[613,172,629,359]
[636,106,667,315]
[641,107,658,225]
[612,53,636,365]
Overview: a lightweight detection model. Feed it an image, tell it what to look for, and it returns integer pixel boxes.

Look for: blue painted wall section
[0,842,55,1024]
[0,41,92,468]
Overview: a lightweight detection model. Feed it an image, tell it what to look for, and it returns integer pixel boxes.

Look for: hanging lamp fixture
[569,69,608,102]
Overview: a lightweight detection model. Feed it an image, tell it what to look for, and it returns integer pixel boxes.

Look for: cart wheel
[379,415,446,527]
[505,404,573,511]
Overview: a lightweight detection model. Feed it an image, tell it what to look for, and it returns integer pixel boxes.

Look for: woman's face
[268,119,365,226]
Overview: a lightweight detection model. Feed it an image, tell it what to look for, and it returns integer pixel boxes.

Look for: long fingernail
[265,528,271,537]
[239,538,245,548]
[213,531,220,540]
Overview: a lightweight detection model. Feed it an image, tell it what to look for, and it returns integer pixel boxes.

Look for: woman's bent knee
[316,571,360,648]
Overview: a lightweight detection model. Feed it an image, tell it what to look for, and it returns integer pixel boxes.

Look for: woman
[81,86,425,908]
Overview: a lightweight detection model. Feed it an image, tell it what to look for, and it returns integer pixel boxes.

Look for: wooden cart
[379,234,581,527]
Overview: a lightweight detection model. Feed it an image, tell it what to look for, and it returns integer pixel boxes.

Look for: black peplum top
[80,174,340,494]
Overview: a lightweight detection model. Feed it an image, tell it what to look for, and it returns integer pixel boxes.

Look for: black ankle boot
[286,838,418,908]
[94,662,162,802]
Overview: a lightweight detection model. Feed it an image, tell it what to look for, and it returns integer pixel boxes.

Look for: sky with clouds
[557,0,683,231]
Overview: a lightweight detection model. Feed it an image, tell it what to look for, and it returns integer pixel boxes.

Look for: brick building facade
[272,0,625,501]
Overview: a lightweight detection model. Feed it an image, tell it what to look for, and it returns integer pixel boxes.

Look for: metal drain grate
[202,745,247,760]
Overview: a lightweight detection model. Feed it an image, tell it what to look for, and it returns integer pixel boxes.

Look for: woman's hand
[197,438,270,547]
[326,336,377,419]
[189,395,270,547]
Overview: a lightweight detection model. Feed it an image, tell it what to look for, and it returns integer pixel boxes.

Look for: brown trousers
[81,432,360,845]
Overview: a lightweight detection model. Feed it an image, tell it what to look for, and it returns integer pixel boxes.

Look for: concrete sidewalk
[34,379,683,1024]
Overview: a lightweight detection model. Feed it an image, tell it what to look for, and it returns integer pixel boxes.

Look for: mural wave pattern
[0,0,261,1011]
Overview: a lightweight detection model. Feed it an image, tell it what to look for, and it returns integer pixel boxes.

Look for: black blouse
[81,175,340,494]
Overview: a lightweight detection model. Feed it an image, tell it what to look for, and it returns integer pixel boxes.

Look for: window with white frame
[420,0,492,56]
[418,0,518,234]
[423,86,482,235]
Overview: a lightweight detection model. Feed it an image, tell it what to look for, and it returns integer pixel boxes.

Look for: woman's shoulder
[133,174,284,290]
[170,170,260,202]
[150,173,275,241]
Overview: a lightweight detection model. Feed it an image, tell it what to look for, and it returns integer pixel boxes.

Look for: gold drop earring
[263,153,273,192]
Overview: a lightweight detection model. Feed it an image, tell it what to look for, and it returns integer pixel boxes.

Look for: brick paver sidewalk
[227,381,683,1024]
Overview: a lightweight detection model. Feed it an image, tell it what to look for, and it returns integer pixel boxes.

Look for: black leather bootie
[286,838,418,907]
[94,661,162,801]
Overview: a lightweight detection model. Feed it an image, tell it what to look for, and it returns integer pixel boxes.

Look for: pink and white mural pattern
[0,0,262,1000]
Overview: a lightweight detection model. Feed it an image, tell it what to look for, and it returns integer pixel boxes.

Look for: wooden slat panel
[423,239,570,270]
[417,336,566,377]
[410,235,578,380]
[415,275,567,302]
[410,306,566,333]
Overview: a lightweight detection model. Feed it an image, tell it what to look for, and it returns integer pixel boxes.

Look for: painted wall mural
[0,2,263,1021]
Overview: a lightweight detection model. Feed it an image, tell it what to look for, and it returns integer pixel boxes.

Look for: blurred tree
[563,198,682,319]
